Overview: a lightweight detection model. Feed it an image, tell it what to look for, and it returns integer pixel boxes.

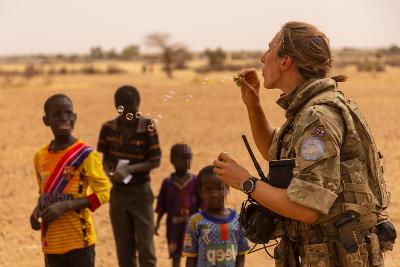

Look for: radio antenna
[241,135,267,180]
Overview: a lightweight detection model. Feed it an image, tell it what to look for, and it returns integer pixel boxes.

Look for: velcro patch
[313,127,326,138]
[300,136,325,161]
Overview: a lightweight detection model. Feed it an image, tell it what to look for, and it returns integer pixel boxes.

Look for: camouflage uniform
[267,78,390,266]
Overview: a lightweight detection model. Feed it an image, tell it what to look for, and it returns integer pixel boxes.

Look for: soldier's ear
[280,55,293,71]
[43,115,49,126]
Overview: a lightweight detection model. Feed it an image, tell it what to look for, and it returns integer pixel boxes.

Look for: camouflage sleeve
[267,127,280,160]
[286,105,345,215]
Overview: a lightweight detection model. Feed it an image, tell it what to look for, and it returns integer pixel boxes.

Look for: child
[155,144,201,267]
[97,85,161,267]
[29,94,110,267]
[182,166,249,267]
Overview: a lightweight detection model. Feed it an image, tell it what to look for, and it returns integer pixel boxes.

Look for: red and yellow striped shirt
[34,140,110,254]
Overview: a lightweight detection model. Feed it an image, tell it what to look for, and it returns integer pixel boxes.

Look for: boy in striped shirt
[29,94,110,267]
[97,85,161,267]
[183,166,249,267]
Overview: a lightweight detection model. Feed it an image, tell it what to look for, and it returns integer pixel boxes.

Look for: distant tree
[204,48,226,69]
[67,54,79,62]
[105,49,118,59]
[90,46,104,59]
[174,47,192,69]
[23,64,37,80]
[388,45,400,55]
[145,33,190,78]
[145,33,173,77]
[121,45,140,60]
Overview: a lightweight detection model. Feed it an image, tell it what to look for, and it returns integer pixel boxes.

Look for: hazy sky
[1,0,399,55]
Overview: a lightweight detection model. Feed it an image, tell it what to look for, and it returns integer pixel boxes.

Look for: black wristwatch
[241,177,259,195]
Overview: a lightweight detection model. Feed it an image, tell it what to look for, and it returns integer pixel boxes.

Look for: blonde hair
[278,21,347,82]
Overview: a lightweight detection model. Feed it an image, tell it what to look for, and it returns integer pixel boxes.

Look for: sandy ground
[0,67,399,266]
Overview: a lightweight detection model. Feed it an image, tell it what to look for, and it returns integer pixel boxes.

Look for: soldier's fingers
[239,78,257,94]
[217,152,232,162]
[239,68,257,77]
[213,159,227,168]
[213,166,223,175]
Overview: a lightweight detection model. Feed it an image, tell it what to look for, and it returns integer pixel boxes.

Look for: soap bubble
[117,106,124,115]
[169,90,176,95]
[156,114,163,119]
[151,119,158,125]
[148,124,155,132]
[135,112,142,118]
[163,95,173,102]
[185,95,193,102]
[126,113,134,120]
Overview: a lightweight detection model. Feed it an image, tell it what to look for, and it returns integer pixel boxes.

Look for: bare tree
[145,33,189,78]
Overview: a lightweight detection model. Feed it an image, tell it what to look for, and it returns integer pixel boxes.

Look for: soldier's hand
[42,201,70,223]
[238,68,261,107]
[30,207,41,231]
[213,152,251,190]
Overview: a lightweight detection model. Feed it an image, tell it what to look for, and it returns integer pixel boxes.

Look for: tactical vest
[275,84,390,235]
[315,94,389,222]
[272,83,391,267]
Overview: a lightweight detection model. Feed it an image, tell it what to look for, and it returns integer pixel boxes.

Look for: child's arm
[154,180,167,236]
[30,204,41,230]
[115,159,160,180]
[41,198,90,223]
[235,255,245,267]
[185,257,197,267]
[42,150,112,224]
[115,122,162,179]
[154,212,164,236]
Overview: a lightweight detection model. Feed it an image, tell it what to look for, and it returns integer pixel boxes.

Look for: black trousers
[110,182,156,267]
[45,245,95,267]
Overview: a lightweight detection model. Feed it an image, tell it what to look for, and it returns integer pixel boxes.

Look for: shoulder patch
[300,136,325,161]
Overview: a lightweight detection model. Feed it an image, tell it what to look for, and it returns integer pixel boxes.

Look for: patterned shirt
[156,174,200,222]
[183,209,249,267]
[156,174,201,255]
[97,117,161,185]
[34,140,110,254]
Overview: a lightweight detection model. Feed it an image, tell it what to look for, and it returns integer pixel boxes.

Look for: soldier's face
[261,32,283,89]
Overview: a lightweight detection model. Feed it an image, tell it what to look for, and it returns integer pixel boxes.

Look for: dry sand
[0,67,399,266]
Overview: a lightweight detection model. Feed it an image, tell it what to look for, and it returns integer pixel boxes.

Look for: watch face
[242,179,253,193]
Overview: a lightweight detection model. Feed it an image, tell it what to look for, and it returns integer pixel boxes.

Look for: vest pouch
[335,241,370,267]
[376,220,396,252]
[274,236,299,267]
[366,232,384,267]
[340,158,374,208]
[239,201,279,244]
[268,159,295,188]
[299,242,335,267]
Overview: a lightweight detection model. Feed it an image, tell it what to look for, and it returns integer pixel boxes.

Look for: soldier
[213,21,395,266]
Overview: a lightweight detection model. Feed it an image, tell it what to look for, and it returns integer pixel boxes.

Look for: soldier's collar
[276,78,337,118]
